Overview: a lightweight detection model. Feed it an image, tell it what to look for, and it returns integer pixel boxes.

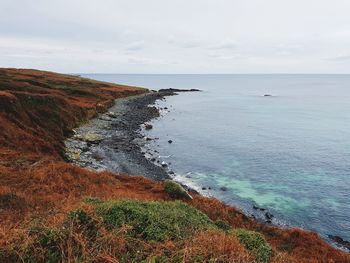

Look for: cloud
[328,55,350,62]
[125,41,145,51]
[208,41,238,50]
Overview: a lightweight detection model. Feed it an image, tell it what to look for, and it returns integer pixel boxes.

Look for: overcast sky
[1,0,350,73]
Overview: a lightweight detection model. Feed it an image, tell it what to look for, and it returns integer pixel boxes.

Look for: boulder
[145,123,153,130]
[83,133,102,144]
[164,180,193,200]
[107,111,118,118]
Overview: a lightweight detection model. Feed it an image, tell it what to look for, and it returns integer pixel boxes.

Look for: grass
[1,68,349,263]
[233,229,272,263]
[94,199,214,241]
[163,180,192,200]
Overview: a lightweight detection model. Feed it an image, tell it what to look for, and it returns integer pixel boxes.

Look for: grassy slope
[0,68,349,262]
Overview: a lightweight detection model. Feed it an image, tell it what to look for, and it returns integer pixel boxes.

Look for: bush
[95,199,214,241]
[233,229,272,263]
[25,226,64,263]
[164,180,192,200]
[215,220,231,232]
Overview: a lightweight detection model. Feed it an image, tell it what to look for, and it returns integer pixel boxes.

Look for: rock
[168,170,175,175]
[107,111,117,118]
[264,94,272,97]
[161,161,168,167]
[150,158,156,162]
[202,187,207,190]
[99,116,112,121]
[208,187,212,190]
[83,133,102,144]
[265,212,274,220]
[164,107,168,110]
[145,137,152,141]
[145,123,153,130]
[71,150,81,161]
[81,146,90,152]
[220,186,228,191]
[329,235,350,250]
[253,205,266,211]
[164,180,193,200]
[168,140,173,144]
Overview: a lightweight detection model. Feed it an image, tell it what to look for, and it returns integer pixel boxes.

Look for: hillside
[0,68,349,262]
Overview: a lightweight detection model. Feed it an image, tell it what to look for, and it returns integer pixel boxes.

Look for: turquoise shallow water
[84,74,350,244]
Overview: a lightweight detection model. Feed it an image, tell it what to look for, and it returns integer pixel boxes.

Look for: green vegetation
[215,219,231,232]
[233,229,272,263]
[95,199,214,241]
[163,180,192,200]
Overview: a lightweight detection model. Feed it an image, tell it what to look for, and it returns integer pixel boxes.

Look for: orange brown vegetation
[0,68,349,262]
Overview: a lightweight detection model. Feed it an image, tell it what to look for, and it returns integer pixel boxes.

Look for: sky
[1,0,350,73]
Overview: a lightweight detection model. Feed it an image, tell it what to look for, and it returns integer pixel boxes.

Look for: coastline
[65,90,188,182]
[66,87,350,253]
[2,68,349,262]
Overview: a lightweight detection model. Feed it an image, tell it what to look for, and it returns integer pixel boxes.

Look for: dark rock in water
[260,208,266,211]
[202,187,207,190]
[158,88,201,93]
[329,235,350,250]
[145,123,153,130]
[168,170,175,175]
[266,220,272,224]
[164,107,168,110]
[150,158,156,162]
[168,140,173,144]
[208,187,212,190]
[264,94,272,97]
[253,205,259,210]
[145,137,152,141]
[265,212,274,220]
[161,161,168,167]
[220,186,228,191]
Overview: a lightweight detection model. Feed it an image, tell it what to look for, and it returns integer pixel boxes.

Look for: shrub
[215,220,231,232]
[67,208,99,240]
[233,229,272,263]
[164,180,192,200]
[95,199,214,241]
[25,226,64,263]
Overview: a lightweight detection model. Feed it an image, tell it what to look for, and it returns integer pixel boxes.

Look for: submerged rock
[168,140,173,144]
[264,94,272,97]
[220,186,228,191]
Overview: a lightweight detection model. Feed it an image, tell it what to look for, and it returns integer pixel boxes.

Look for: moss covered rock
[164,180,192,200]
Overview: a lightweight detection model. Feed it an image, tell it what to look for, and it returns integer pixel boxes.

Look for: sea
[83,74,350,247]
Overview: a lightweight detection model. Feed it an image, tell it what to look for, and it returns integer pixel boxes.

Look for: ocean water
[84,74,350,245]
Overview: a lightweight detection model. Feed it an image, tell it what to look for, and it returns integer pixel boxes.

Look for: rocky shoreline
[65,89,350,253]
[65,90,192,181]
